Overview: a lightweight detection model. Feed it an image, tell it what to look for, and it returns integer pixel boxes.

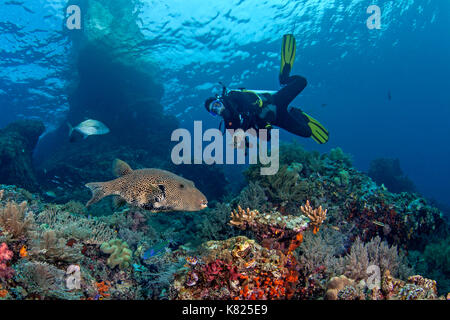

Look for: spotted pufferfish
[85,159,208,212]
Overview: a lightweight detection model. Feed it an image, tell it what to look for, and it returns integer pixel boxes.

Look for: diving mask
[209,99,224,117]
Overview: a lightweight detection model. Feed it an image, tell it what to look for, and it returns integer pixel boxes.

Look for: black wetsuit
[220,75,312,139]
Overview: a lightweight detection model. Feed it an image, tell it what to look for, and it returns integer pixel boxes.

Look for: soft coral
[0,242,14,280]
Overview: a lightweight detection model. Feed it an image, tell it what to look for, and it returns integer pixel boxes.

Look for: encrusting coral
[100,239,133,269]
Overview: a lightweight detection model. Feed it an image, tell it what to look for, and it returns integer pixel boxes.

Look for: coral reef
[171,236,299,300]
[0,142,448,300]
[229,205,309,253]
[325,270,444,300]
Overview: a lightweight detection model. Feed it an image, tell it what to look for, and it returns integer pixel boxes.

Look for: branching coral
[0,200,35,240]
[229,206,258,230]
[300,200,327,234]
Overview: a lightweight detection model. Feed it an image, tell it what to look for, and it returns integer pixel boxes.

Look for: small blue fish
[133,263,146,272]
[142,241,169,260]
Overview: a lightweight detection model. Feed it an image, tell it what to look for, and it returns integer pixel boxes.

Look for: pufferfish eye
[179,184,185,189]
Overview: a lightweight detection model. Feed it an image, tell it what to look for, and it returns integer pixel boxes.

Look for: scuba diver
[204,34,329,144]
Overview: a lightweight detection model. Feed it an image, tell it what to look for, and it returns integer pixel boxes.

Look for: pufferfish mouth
[200,199,208,209]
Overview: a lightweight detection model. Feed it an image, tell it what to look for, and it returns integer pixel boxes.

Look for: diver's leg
[272,75,307,109]
[273,105,312,138]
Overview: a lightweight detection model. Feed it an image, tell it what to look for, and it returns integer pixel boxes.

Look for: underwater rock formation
[0,120,45,192]
[35,0,227,204]
[368,158,416,193]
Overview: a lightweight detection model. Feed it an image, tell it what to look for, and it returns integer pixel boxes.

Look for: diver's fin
[85,182,107,207]
[303,112,329,144]
[280,34,296,84]
[112,159,133,177]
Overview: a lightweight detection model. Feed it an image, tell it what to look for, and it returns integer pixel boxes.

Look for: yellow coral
[229,206,258,230]
[300,200,327,234]
[100,239,132,269]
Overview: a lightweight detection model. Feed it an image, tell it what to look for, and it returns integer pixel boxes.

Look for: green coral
[337,169,350,186]
[328,147,352,167]
[100,239,133,269]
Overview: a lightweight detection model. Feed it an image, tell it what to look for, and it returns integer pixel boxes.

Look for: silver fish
[68,119,110,141]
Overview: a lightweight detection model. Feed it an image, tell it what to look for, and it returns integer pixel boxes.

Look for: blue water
[0,0,449,205]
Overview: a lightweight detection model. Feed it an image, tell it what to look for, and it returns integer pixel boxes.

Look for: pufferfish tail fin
[85,182,107,207]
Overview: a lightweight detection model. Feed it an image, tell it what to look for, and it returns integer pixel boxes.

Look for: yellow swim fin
[303,112,329,144]
[280,34,296,84]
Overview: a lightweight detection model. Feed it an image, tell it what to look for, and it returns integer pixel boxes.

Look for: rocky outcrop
[0,120,45,192]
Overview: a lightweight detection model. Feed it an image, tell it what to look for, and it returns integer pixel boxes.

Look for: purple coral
[0,242,14,280]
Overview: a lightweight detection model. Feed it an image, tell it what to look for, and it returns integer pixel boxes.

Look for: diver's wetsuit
[220,75,312,139]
